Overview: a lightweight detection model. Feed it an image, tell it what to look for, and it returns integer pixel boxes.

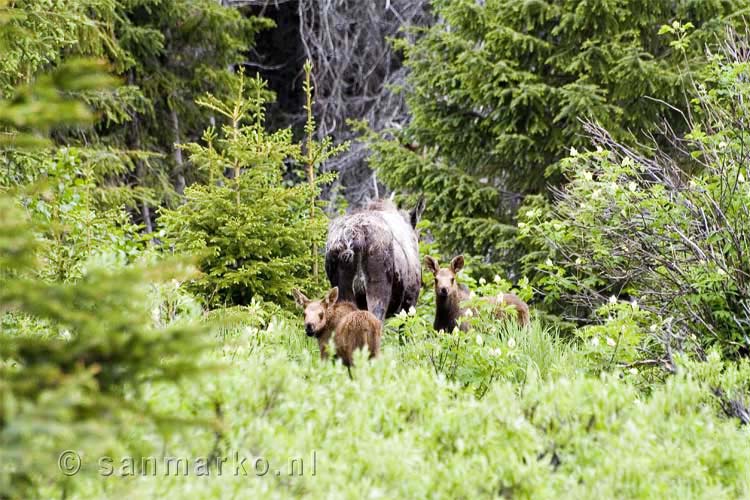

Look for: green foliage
[5,3,750,499]
[0,13,212,496]
[1,0,271,218]
[517,46,750,361]
[0,192,214,498]
[160,71,343,308]
[43,305,750,499]
[0,0,126,94]
[15,147,144,281]
[0,58,118,149]
[367,0,747,258]
[108,0,273,206]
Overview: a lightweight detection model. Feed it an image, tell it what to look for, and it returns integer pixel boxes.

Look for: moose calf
[424,255,530,332]
[292,287,382,367]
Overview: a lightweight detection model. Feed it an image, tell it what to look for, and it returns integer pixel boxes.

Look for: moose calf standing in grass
[293,287,381,367]
[424,255,530,332]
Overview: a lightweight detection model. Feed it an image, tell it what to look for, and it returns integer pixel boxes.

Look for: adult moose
[325,197,425,321]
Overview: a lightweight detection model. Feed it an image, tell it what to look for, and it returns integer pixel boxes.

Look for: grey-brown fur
[325,197,425,321]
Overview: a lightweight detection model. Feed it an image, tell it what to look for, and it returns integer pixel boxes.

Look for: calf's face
[424,255,464,298]
[293,287,338,337]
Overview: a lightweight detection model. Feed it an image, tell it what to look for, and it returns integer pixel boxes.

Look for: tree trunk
[128,69,154,236]
[171,108,186,196]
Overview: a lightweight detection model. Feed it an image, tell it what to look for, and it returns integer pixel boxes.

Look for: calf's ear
[450,255,465,273]
[292,288,310,307]
[423,255,439,275]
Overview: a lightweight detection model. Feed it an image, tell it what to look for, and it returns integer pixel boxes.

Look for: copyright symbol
[58,450,81,476]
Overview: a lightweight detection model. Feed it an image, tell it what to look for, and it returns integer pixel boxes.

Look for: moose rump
[325,199,424,321]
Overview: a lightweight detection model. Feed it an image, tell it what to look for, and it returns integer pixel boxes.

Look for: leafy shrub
[518,41,750,361]
[55,311,750,500]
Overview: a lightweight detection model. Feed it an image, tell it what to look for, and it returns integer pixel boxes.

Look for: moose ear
[424,255,439,275]
[450,255,465,273]
[325,287,339,306]
[410,196,426,228]
[292,288,310,307]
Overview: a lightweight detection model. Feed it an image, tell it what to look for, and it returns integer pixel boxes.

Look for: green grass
[61,305,750,500]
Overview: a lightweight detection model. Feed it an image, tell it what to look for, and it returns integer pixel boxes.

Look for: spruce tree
[160,69,345,308]
[367,0,747,259]
[0,14,212,497]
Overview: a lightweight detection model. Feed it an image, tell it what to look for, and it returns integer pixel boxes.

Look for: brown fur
[424,255,530,331]
[293,287,382,366]
[486,292,530,327]
[333,310,382,366]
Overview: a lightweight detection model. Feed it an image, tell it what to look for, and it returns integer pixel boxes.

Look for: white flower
[628,181,637,192]
[629,368,638,375]
[649,324,658,332]
[464,308,474,318]
[570,147,579,157]
[507,337,516,349]
[479,277,486,285]
[476,334,483,346]
[631,299,638,310]
[591,337,600,347]
[609,295,617,305]
[494,274,502,284]
[489,347,502,357]
[455,438,465,452]
[397,310,407,319]
[408,306,416,316]
[606,337,617,347]
[545,258,553,267]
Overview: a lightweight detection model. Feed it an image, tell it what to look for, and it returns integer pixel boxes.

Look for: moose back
[325,198,425,321]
